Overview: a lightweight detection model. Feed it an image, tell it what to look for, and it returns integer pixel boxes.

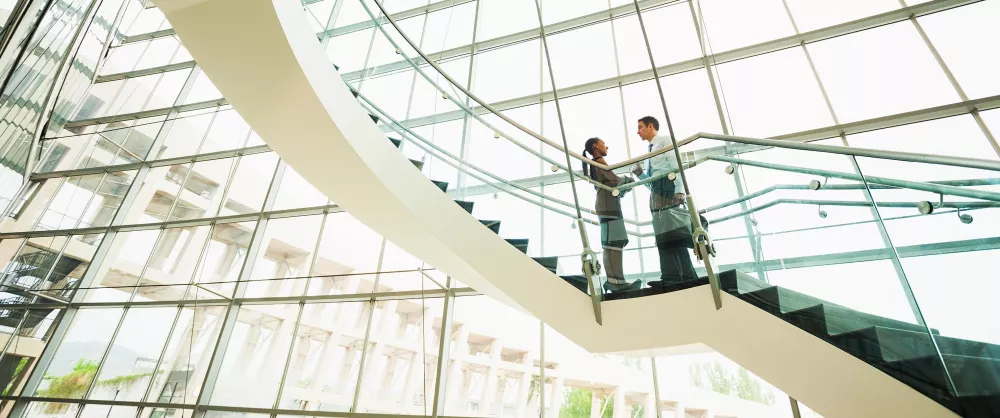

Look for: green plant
[689,360,775,405]
[38,359,153,413]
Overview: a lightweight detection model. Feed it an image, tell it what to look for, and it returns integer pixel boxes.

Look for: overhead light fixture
[725,164,736,175]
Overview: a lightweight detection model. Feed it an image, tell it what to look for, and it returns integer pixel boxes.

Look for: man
[631,116,698,285]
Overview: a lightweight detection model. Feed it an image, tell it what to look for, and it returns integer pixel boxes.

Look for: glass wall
[2,0,997,417]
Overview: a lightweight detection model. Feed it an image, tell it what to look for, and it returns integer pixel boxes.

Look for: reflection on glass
[191,221,257,298]
[144,305,226,405]
[34,308,125,399]
[210,303,300,408]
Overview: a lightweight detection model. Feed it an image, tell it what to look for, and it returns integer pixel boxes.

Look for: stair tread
[368,113,379,123]
[505,238,529,254]
[888,354,1000,397]
[741,286,824,316]
[409,159,424,170]
[560,275,589,294]
[478,220,500,234]
[957,394,1000,418]
[832,326,1000,363]
[531,256,558,273]
[717,270,772,295]
[781,300,930,336]
[388,137,402,148]
[454,200,474,214]
[431,180,448,193]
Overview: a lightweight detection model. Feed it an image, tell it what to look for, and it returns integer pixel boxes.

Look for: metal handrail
[701,133,1000,173]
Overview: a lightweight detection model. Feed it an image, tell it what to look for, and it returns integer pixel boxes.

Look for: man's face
[637,122,655,141]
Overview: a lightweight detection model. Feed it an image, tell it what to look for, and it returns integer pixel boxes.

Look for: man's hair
[638,116,659,131]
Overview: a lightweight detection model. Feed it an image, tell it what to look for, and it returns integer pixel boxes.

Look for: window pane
[168,157,239,221]
[784,0,898,33]
[808,22,959,123]
[919,0,1000,99]
[181,69,222,105]
[137,224,214,300]
[85,228,162,303]
[192,221,257,298]
[90,307,177,401]
[477,0,538,41]
[613,5,702,75]
[273,164,329,211]
[290,301,393,412]
[420,3,477,54]
[621,70,726,142]
[471,40,541,103]
[33,308,125,398]
[33,171,136,231]
[199,109,253,154]
[219,152,279,217]
[0,309,63,396]
[699,0,796,53]
[314,213,384,277]
[847,114,998,160]
[144,305,226,404]
[157,108,218,159]
[714,47,833,137]
[245,215,325,297]
[443,295,540,416]
[546,23,618,89]
[210,303,301,408]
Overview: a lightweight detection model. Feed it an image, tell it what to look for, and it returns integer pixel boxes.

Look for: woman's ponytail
[583,137,600,181]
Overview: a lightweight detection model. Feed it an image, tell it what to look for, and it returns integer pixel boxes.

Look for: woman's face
[593,139,609,157]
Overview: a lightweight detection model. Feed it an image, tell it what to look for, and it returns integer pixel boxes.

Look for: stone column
[400,351,424,412]
[547,376,564,418]
[444,324,469,413]
[477,341,502,416]
[613,387,627,418]
[230,323,262,379]
[514,352,534,418]
[673,402,685,418]
[644,392,656,418]
[591,390,603,418]
[259,313,297,386]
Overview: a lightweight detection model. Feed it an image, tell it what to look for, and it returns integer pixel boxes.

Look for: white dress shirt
[641,133,683,193]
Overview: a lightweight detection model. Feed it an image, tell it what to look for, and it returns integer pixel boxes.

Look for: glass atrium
[0,0,996,417]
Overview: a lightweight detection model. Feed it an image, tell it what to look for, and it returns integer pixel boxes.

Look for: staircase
[356,88,594,293]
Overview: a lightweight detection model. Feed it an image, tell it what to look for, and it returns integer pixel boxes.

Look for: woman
[582,137,636,292]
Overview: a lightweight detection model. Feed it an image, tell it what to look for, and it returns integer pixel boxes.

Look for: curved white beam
[155,1,958,416]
